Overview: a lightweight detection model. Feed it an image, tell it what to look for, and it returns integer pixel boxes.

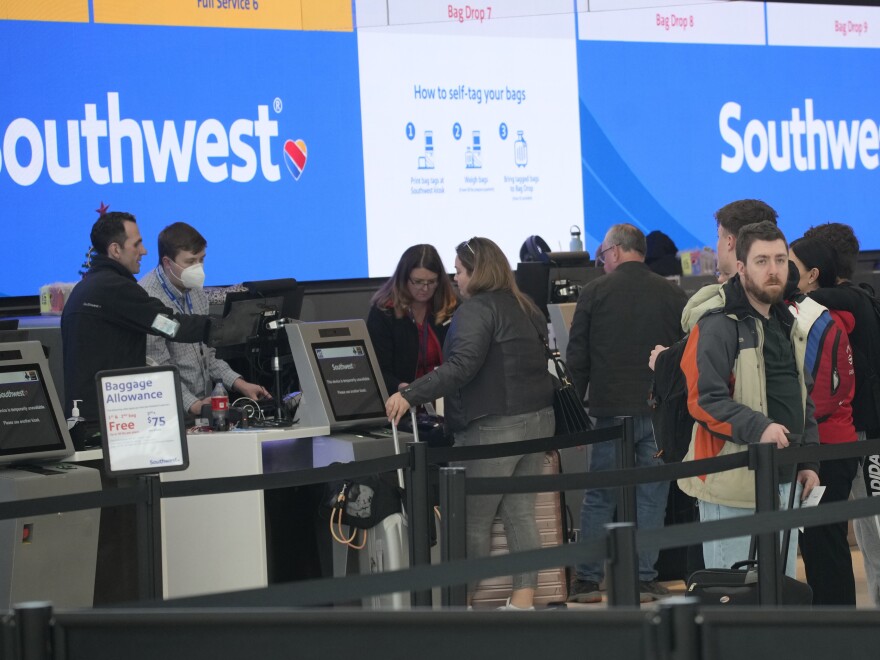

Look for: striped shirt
[139,267,240,412]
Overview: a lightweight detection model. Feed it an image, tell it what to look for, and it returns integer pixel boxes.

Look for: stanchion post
[439,466,468,607]
[617,416,637,524]
[605,522,639,607]
[651,596,700,660]
[749,442,781,605]
[136,474,163,600]
[406,441,432,607]
[14,601,53,660]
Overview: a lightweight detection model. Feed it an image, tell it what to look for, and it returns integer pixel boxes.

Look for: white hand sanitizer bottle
[67,399,84,430]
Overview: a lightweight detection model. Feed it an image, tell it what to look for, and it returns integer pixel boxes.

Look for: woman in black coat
[366,244,457,395]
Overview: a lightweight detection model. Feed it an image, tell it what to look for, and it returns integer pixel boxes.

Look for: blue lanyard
[156,267,193,315]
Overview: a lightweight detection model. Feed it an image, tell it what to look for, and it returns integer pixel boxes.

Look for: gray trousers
[852,432,880,607]
[454,406,556,591]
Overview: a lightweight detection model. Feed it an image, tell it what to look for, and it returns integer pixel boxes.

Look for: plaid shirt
[139,267,240,412]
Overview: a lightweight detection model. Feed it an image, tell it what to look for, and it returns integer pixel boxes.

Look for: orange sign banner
[1,0,89,22]
[92,0,351,31]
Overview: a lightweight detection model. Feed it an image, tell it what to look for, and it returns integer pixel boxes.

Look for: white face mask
[180,263,206,289]
[167,259,206,289]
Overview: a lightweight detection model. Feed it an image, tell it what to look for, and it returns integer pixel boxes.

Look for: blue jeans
[698,479,802,577]
[454,406,556,591]
[576,415,669,583]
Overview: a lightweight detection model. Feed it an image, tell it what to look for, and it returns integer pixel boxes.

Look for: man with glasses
[566,223,688,603]
[593,242,618,270]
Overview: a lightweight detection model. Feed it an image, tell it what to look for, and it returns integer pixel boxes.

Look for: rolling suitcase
[470,450,571,608]
[686,465,812,606]
[357,412,417,609]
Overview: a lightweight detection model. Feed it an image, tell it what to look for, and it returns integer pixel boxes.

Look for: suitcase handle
[390,409,419,489]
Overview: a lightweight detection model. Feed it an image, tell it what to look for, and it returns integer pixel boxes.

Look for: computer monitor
[212,297,284,349]
[285,320,389,431]
[215,279,302,369]
[0,341,73,466]
[516,260,602,318]
[222,278,304,320]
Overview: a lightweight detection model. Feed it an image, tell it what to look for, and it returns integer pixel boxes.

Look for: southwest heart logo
[283,139,308,180]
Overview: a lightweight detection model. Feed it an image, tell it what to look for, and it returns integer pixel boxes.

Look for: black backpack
[648,334,694,463]
[649,309,732,463]
[851,281,880,321]
[847,282,880,426]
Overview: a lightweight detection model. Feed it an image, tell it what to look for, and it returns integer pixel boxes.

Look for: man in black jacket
[62,211,214,449]
[566,223,687,603]
[804,221,880,607]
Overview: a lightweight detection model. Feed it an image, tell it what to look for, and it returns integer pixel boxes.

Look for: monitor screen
[312,339,386,423]
[223,278,304,320]
[0,344,72,465]
[214,295,284,348]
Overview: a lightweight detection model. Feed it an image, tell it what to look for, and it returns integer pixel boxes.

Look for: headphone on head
[519,235,551,264]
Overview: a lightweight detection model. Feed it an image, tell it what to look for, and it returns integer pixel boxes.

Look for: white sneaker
[496,598,535,611]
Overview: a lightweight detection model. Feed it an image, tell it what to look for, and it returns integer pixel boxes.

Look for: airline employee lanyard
[156,267,194,315]
[156,267,208,383]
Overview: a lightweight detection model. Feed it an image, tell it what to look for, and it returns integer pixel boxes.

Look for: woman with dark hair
[788,236,859,605]
[790,236,840,291]
[386,237,555,610]
[367,244,457,396]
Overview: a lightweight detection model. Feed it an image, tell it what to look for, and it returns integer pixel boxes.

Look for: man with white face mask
[140,222,269,415]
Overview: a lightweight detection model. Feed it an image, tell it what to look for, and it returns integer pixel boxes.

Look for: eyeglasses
[457,239,476,256]
[595,243,620,266]
[409,277,439,289]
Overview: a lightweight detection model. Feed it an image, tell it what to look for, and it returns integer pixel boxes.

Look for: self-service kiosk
[285,319,410,461]
[0,341,100,608]
[285,320,413,608]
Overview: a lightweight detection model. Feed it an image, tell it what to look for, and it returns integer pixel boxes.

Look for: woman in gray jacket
[386,236,555,610]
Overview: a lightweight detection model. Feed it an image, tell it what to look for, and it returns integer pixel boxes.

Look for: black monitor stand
[251,312,295,427]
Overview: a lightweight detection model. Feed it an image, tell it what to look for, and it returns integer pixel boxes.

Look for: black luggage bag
[686,560,812,606]
[685,462,813,606]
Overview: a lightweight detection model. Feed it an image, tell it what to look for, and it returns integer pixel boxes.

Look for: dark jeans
[800,455,859,606]
[576,415,669,583]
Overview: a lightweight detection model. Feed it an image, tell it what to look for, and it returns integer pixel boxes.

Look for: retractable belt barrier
[4,426,880,610]
[12,599,880,660]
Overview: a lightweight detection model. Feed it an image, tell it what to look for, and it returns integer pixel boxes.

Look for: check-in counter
[70,424,402,599]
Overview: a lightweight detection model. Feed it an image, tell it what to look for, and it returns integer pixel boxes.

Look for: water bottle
[211,381,229,431]
[569,225,584,252]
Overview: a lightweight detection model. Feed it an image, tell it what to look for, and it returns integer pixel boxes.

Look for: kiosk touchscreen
[285,320,389,431]
[0,340,73,465]
[0,341,100,609]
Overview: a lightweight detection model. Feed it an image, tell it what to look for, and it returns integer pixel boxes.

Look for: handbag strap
[519,304,572,385]
[537,329,572,385]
